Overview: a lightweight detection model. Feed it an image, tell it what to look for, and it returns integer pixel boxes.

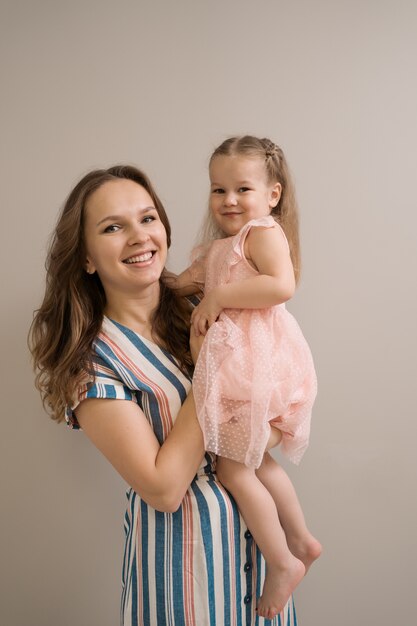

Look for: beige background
[1,1,416,625]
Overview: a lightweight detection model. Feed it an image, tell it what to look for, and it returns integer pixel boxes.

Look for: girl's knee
[216,457,249,490]
[216,458,232,487]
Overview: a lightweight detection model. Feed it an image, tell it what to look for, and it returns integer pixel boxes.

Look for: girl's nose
[224,192,237,207]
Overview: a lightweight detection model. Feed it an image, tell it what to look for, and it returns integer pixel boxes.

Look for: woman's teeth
[124,252,153,264]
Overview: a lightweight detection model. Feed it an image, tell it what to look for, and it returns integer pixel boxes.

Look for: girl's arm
[192,225,295,335]
[75,388,204,513]
[164,267,203,296]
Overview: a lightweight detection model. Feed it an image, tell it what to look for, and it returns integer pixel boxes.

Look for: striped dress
[66,316,297,626]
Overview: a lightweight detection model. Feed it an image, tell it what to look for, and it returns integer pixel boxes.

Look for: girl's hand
[164,267,202,296]
[163,270,179,288]
[190,290,223,336]
[190,331,205,365]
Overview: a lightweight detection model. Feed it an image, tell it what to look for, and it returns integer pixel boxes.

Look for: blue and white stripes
[68,316,297,625]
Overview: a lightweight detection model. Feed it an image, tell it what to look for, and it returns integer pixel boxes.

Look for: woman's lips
[123,251,154,264]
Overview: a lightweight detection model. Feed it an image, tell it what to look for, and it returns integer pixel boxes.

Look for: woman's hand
[190,289,223,336]
[266,425,283,450]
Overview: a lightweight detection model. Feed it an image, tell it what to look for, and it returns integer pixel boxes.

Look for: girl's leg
[216,456,305,620]
[256,450,322,572]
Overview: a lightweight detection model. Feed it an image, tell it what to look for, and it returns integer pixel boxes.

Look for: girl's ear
[269,182,282,208]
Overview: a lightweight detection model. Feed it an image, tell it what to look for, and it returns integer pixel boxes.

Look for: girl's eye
[238,187,250,193]
[212,188,224,194]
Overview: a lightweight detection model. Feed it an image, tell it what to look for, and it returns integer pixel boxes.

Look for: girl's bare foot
[288,533,322,573]
[257,556,305,619]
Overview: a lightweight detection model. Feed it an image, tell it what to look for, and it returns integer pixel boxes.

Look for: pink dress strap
[231,215,290,261]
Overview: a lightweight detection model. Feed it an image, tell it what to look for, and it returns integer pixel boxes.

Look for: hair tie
[264,142,278,159]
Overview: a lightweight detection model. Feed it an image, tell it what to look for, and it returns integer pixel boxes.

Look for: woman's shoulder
[66,316,191,429]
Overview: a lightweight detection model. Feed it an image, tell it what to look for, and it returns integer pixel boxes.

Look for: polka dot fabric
[193,216,317,469]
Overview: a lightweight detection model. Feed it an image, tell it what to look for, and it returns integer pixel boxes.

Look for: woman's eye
[142,215,156,223]
[104,224,120,233]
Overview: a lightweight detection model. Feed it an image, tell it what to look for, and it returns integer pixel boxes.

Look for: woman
[29,165,297,625]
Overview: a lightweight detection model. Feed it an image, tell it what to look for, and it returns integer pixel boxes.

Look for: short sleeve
[65,353,138,430]
[232,215,289,257]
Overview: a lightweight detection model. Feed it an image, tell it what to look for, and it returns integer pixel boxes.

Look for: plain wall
[1,1,416,624]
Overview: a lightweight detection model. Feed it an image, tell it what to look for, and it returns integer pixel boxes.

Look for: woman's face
[83,178,168,298]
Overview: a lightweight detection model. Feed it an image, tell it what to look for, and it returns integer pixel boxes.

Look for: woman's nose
[127,222,150,246]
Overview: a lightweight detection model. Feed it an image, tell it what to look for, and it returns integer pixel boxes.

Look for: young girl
[172,136,322,620]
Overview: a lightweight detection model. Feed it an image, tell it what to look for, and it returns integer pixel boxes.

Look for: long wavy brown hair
[29,165,193,423]
[200,135,301,283]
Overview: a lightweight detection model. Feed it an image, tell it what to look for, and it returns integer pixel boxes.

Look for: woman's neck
[104,284,160,340]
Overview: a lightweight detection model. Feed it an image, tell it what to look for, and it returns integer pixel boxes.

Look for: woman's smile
[83,178,168,295]
[123,251,155,264]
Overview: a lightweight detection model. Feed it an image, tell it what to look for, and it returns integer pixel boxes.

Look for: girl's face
[83,178,168,298]
[209,155,281,236]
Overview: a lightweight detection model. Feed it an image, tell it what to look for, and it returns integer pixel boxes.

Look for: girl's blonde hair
[200,135,301,283]
[29,165,193,423]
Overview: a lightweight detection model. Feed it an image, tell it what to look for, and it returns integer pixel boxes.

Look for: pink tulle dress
[192,216,317,469]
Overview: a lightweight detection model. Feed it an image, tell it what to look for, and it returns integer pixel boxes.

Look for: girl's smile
[209,155,281,236]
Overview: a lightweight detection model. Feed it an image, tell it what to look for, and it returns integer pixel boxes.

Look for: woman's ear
[85,258,96,275]
[269,183,282,208]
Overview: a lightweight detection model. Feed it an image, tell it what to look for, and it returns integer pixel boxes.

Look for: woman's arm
[76,390,204,513]
[191,226,295,335]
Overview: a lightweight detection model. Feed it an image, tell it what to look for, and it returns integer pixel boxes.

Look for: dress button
[244,594,252,604]
[244,530,252,539]
[244,562,252,572]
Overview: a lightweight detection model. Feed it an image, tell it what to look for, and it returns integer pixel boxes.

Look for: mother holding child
[30,135,320,625]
